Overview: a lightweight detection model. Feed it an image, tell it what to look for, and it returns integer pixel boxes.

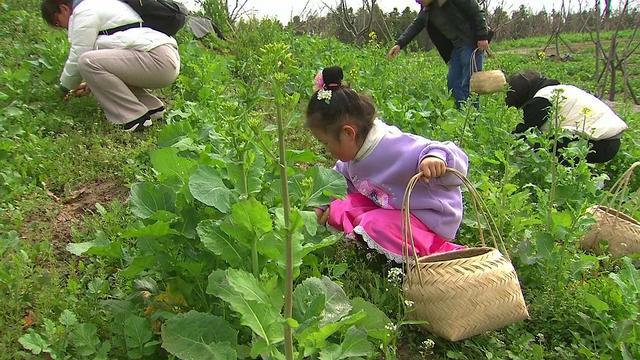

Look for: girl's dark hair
[41,0,71,27]
[306,66,376,141]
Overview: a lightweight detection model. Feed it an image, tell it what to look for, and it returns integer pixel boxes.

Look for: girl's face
[311,124,360,162]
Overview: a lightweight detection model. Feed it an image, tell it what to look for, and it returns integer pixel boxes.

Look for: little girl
[308,66,468,263]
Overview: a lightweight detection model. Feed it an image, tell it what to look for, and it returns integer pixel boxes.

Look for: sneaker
[121,114,152,132]
[149,106,165,121]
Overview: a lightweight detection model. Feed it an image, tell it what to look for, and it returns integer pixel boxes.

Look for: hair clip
[317,89,332,104]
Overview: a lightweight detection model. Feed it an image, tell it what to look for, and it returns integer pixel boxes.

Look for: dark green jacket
[396,0,489,63]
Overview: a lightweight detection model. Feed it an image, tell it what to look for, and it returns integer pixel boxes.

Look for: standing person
[506,70,627,164]
[41,0,181,131]
[308,67,468,263]
[387,0,490,108]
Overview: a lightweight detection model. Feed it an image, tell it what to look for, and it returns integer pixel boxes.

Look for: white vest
[534,85,627,140]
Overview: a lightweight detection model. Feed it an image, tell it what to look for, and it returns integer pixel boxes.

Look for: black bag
[101,0,187,37]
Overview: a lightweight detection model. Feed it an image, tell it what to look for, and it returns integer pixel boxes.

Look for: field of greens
[1,1,639,359]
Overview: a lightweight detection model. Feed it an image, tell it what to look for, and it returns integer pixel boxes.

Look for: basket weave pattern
[469,48,506,95]
[581,205,640,257]
[404,247,528,341]
[580,162,640,257]
[402,170,529,342]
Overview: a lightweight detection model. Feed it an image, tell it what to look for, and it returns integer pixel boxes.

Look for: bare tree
[227,0,250,23]
[590,0,640,104]
[323,0,377,43]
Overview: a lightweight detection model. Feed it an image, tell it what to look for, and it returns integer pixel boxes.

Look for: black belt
[100,22,145,36]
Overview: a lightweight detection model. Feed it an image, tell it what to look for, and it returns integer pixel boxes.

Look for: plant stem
[276,103,294,360]
[548,93,560,230]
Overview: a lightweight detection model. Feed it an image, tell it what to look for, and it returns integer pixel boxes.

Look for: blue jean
[448,45,483,108]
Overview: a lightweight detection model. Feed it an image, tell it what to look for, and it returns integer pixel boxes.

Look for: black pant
[557,136,621,163]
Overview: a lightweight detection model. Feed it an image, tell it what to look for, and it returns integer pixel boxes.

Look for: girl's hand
[420,157,446,181]
[315,208,330,225]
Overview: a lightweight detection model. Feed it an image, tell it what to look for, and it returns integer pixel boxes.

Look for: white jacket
[535,85,628,140]
[61,0,179,90]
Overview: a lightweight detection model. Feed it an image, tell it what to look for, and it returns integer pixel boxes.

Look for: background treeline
[200,1,640,50]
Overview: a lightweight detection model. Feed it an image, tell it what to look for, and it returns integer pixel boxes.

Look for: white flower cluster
[317,89,332,103]
[384,322,397,332]
[387,267,404,284]
[404,300,415,307]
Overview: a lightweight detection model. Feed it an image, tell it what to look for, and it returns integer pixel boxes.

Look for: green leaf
[226,151,265,195]
[130,182,176,219]
[124,315,154,359]
[121,255,156,278]
[158,121,194,148]
[150,147,197,181]
[275,209,317,236]
[123,221,178,238]
[293,281,326,323]
[340,327,373,358]
[0,230,19,256]
[197,219,250,267]
[583,293,610,312]
[18,332,49,354]
[306,167,347,207]
[226,268,273,304]
[303,312,367,348]
[189,165,233,213]
[207,270,284,345]
[66,241,95,256]
[293,277,351,327]
[66,231,122,258]
[318,344,342,360]
[59,309,78,327]
[161,311,237,360]
[535,232,554,258]
[72,323,100,356]
[351,298,392,341]
[231,198,273,235]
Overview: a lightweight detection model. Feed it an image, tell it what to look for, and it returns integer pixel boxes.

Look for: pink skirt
[327,193,463,263]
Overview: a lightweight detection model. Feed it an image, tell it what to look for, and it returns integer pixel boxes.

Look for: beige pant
[77,44,180,124]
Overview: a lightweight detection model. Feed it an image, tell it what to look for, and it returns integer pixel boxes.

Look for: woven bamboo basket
[469,49,506,95]
[401,169,529,342]
[581,162,640,257]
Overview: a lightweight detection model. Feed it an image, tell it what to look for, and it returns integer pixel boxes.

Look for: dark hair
[506,69,559,108]
[306,66,376,141]
[41,0,71,27]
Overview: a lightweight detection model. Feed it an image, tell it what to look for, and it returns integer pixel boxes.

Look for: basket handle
[470,48,481,74]
[602,161,640,213]
[470,48,498,76]
[402,168,510,285]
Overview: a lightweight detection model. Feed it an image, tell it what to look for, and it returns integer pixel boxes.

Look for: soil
[20,179,128,250]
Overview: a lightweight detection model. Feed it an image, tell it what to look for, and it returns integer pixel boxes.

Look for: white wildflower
[387,267,404,284]
[317,89,332,103]
[421,339,435,350]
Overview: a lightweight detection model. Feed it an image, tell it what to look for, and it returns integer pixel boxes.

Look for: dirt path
[495,41,595,55]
